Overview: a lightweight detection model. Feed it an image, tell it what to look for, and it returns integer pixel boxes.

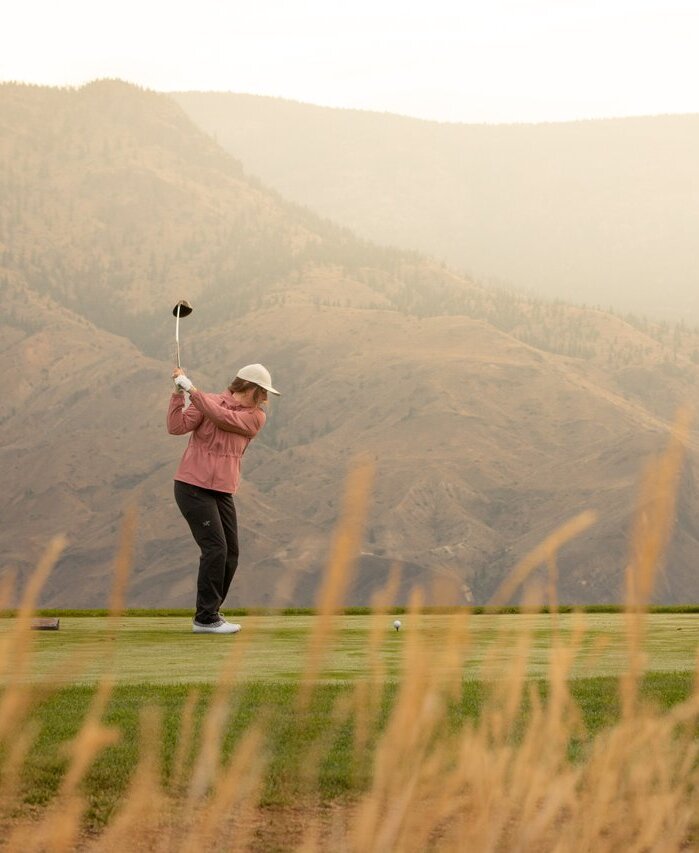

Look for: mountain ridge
[2,80,699,608]
[172,91,699,324]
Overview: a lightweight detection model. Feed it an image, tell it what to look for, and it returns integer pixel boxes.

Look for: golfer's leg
[217,493,239,604]
[174,481,227,624]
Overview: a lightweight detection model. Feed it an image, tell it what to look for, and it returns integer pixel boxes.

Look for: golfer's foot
[192,619,241,634]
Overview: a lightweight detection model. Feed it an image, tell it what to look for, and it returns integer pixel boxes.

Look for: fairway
[2,612,698,685]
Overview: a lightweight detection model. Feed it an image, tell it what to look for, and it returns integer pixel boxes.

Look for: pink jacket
[167,389,266,494]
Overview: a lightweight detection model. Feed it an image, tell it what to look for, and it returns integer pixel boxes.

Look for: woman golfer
[167,364,280,634]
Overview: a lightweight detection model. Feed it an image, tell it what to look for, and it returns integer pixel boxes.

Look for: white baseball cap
[236,363,281,395]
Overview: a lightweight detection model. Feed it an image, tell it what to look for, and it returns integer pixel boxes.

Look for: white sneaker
[192,619,241,634]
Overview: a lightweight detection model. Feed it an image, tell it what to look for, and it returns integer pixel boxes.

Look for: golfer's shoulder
[241,405,266,425]
[243,405,266,434]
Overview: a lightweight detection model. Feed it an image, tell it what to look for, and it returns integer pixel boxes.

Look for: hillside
[173,93,699,324]
[2,80,699,608]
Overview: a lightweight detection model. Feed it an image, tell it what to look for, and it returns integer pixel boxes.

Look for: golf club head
[172,300,193,317]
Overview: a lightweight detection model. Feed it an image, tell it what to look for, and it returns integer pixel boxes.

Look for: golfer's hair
[228,377,266,407]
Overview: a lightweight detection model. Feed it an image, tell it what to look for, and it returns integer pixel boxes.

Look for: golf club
[172,299,193,368]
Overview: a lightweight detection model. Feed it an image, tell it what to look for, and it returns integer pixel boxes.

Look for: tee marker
[30,618,60,631]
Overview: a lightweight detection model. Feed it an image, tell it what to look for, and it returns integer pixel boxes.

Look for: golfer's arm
[167,393,205,434]
[189,390,265,437]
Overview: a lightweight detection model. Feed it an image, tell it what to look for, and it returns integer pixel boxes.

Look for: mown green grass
[11,673,694,830]
[2,614,698,830]
[1,613,698,685]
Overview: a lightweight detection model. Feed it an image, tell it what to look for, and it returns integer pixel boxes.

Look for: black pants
[174,480,239,624]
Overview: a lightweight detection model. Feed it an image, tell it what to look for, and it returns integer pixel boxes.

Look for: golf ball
[393,619,402,631]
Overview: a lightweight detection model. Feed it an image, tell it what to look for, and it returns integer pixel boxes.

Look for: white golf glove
[175,375,194,392]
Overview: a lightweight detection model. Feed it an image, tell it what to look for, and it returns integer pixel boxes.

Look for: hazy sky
[3,0,698,123]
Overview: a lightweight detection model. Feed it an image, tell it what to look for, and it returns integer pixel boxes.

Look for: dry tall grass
[1,418,698,851]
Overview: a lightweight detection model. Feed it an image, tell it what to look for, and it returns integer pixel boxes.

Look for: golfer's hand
[174,374,195,392]
[172,367,189,393]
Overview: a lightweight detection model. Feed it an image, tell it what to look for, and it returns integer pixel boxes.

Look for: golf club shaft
[175,305,181,368]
